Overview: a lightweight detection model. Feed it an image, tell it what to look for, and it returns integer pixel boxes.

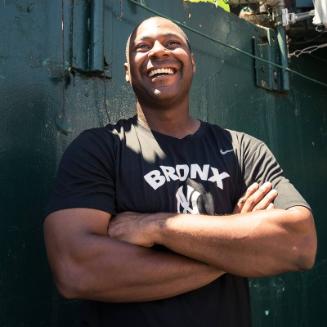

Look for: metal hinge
[63,0,111,79]
[253,27,289,92]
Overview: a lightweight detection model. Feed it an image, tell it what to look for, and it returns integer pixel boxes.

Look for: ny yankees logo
[176,185,201,214]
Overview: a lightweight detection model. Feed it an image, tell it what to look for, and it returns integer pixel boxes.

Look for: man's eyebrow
[135,33,187,42]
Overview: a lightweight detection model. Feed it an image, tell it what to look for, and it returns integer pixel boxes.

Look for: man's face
[126,17,195,107]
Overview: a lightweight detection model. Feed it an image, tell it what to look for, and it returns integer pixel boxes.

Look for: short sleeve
[240,135,310,210]
[45,129,116,216]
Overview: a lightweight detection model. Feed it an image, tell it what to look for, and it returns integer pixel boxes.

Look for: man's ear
[191,54,196,74]
[124,63,130,83]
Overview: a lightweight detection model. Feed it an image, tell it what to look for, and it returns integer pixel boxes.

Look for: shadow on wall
[0,79,60,326]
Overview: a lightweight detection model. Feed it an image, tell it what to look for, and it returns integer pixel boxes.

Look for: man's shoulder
[105,115,137,133]
[58,117,139,173]
[86,115,136,133]
[202,121,263,149]
[74,116,137,144]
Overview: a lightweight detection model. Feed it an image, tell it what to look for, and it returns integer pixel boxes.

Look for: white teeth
[148,68,174,77]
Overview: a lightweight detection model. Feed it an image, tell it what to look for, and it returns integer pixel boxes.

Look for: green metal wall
[0,1,326,326]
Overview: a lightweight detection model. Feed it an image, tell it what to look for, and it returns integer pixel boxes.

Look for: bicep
[44,208,112,235]
[43,208,112,271]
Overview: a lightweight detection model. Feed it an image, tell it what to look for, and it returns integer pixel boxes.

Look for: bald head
[125,16,191,63]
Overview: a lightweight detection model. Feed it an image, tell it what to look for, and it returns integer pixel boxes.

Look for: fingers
[242,182,260,199]
[242,182,272,212]
[253,188,278,211]
[267,203,274,210]
[233,183,259,214]
[235,182,278,214]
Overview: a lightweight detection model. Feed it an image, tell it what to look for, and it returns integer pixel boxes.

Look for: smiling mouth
[148,67,176,78]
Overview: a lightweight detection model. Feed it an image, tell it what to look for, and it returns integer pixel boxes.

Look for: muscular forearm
[111,207,316,278]
[44,210,223,302]
[148,207,316,277]
[71,237,222,302]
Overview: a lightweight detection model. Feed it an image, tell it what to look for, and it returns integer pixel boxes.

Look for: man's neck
[136,101,200,139]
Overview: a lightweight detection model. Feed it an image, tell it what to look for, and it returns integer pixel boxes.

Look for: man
[44,17,317,327]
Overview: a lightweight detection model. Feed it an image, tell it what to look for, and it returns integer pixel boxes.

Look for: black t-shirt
[46,116,309,327]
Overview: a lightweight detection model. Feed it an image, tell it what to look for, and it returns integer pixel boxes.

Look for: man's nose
[148,41,169,58]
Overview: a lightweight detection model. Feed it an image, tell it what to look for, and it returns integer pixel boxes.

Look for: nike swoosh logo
[220,149,234,155]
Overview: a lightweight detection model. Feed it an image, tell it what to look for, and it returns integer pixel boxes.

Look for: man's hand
[109,182,278,247]
[233,182,277,214]
[108,182,316,277]
[108,211,155,247]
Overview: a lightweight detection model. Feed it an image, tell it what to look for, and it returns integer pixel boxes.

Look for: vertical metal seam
[61,0,65,132]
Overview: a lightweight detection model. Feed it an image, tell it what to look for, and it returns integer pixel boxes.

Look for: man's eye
[166,40,180,48]
[136,44,151,51]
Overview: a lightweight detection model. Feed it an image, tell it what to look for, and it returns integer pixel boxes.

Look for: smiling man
[44,17,317,327]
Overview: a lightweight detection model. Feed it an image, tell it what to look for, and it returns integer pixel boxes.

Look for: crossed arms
[44,182,317,302]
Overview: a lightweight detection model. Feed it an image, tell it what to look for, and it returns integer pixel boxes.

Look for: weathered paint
[0,0,326,326]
